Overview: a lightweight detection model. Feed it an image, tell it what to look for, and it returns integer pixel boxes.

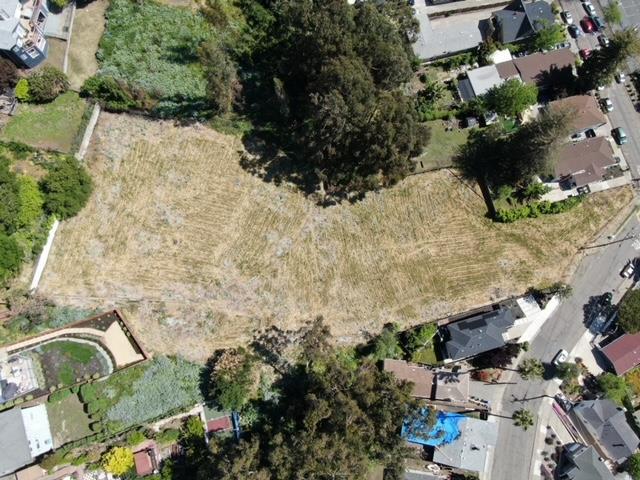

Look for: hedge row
[495,196,583,223]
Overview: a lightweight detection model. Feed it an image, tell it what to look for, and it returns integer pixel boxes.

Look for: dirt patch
[38,113,634,361]
[67,0,108,90]
[44,38,66,71]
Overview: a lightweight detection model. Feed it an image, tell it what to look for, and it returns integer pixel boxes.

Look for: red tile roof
[601,333,640,375]
[134,450,154,477]
[207,416,232,433]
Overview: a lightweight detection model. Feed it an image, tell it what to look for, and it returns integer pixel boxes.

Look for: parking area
[412,2,491,60]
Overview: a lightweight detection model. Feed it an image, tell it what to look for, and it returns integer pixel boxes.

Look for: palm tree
[513,409,535,431]
[518,358,544,380]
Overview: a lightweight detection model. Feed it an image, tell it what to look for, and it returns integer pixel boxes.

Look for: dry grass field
[38,113,633,361]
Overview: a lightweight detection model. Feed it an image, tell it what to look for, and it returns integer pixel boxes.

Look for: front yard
[0,92,87,153]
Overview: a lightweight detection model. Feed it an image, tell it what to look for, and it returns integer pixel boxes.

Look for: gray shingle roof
[494,0,555,43]
[443,309,515,361]
[572,400,640,463]
[0,408,32,476]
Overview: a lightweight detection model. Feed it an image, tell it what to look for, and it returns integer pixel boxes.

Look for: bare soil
[38,113,634,361]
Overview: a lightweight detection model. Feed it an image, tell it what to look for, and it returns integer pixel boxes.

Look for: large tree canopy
[248,0,428,198]
[619,290,640,334]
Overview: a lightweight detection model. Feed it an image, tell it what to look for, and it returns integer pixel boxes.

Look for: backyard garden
[35,339,111,387]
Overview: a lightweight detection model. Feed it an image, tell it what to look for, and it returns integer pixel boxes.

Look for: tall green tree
[598,373,628,405]
[518,358,545,380]
[0,233,23,284]
[39,157,92,219]
[579,28,640,91]
[0,158,20,235]
[208,347,256,411]
[532,23,566,51]
[484,79,538,118]
[199,40,239,115]
[619,290,640,333]
[627,452,640,480]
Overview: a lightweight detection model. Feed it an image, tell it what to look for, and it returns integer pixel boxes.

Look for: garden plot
[39,113,633,361]
[36,340,110,387]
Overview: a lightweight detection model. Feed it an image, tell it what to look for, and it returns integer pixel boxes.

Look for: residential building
[0,405,53,476]
[492,0,556,44]
[554,137,619,189]
[556,443,616,480]
[383,359,470,403]
[440,308,515,362]
[548,95,607,135]
[600,333,640,375]
[570,399,640,465]
[133,444,159,477]
[431,416,498,478]
[0,0,48,68]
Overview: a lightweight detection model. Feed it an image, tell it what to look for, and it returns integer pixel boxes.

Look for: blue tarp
[402,410,465,447]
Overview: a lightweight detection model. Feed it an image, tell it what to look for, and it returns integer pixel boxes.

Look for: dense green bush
[26,67,69,103]
[0,233,23,283]
[40,156,92,219]
[15,79,30,102]
[16,176,44,228]
[97,0,214,107]
[156,428,181,445]
[106,357,203,426]
[48,388,72,403]
[81,75,153,112]
[495,196,582,223]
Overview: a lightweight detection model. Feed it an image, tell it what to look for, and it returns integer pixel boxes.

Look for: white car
[583,1,597,16]
[562,11,573,24]
[553,349,569,366]
[602,98,613,112]
[621,260,635,278]
[616,72,626,83]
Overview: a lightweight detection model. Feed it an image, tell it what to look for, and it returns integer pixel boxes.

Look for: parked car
[555,392,573,412]
[579,48,592,60]
[568,24,582,38]
[583,1,596,16]
[598,34,610,47]
[592,15,606,30]
[612,126,628,145]
[580,17,596,33]
[615,72,626,83]
[621,259,635,278]
[553,349,569,366]
[602,97,613,112]
[562,10,574,24]
[599,292,613,306]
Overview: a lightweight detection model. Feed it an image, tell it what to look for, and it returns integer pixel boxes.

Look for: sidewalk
[421,0,509,16]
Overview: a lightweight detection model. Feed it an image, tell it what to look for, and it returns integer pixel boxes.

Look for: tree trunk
[477,176,497,219]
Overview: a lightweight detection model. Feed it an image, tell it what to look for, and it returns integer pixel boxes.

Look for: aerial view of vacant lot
[38,113,632,360]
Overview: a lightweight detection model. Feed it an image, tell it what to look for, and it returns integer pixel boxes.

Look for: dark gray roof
[557,443,616,480]
[493,0,555,43]
[572,399,640,463]
[0,408,32,476]
[443,309,515,361]
[458,78,476,102]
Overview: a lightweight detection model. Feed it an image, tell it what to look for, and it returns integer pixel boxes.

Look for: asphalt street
[490,211,640,480]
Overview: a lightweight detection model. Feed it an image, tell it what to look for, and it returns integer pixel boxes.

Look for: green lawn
[1,92,87,153]
[43,341,97,364]
[414,120,470,172]
[411,344,439,365]
[46,393,92,447]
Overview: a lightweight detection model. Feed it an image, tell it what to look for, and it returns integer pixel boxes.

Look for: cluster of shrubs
[495,196,583,223]
[16,67,69,103]
[0,393,33,411]
[80,75,155,112]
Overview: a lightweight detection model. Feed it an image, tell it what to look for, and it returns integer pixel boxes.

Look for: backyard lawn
[0,92,87,153]
[414,120,470,172]
[46,393,92,447]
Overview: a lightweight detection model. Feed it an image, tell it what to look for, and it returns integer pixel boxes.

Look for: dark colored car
[581,16,595,33]
[579,48,592,60]
[592,15,606,30]
[568,24,581,38]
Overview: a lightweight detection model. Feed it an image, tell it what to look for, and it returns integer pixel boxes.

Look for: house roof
[206,416,232,433]
[496,59,520,80]
[134,450,154,477]
[433,369,470,403]
[493,0,555,43]
[571,399,640,463]
[558,443,616,480]
[549,95,607,133]
[467,65,504,97]
[432,417,498,473]
[20,405,52,458]
[601,333,640,375]
[555,137,616,187]
[512,48,575,85]
[0,0,19,51]
[384,359,435,398]
[0,409,32,476]
[443,309,515,361]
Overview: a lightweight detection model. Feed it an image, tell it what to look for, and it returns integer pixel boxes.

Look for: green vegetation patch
[46,393,92,447]
[38,340,108,387]
[414,121,469,171]
[98,0,214,111]
[43,340,97,364]
[1,92,87,153]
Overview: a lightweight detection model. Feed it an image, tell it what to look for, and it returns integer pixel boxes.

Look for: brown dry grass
[67,0,108,90]
[43,38,66,71]
[38,113,634,361]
